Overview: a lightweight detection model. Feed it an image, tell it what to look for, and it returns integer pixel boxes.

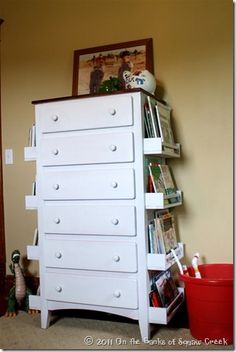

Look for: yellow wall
[0,0,233,275]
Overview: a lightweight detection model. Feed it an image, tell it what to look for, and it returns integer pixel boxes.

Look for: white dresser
[25,89,183,341]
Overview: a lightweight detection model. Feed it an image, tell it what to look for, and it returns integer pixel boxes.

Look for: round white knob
[52,115,59,122]
[111,218,119,225]
[109,108,116,116]
[111,181,118,188]
[52,148,59,155]
[55,252,62,259]
[109,144,117,152]
[53,184,60,190]
[113,290,121,298]
[113,255,120,262]
[55,286,62,293]
[54,218,60,224]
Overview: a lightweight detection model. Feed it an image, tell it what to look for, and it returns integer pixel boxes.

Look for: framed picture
[72,38,154,96]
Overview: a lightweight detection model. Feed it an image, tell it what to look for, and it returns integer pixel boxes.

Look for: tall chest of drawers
[25,89,183,341]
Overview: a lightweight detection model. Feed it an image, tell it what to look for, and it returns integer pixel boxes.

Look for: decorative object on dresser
[72,38,154,96]
[24,88,184,340]
[123,70,156,94]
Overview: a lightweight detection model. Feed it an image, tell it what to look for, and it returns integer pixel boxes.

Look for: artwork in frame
[72,38,154,96]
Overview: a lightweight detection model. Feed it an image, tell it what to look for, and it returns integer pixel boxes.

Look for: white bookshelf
[25,195,37,209]
[144,138,180,158]
[27,245,40,260]
[149,288,184,324]
[147,243,184,271]
[145,191,182,209]
[24,146,37,161]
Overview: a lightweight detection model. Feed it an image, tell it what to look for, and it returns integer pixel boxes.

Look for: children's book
[148,211,178,255]
[147,96,161,138]
[152,269,179,307]
[149,289,161,307]
[148,164,165,193]
[155,102,175,147]
[162,212,178,253]
[153,216,165,254]
[156,211,178,254]
[158,164,179,203]
[158,164,176,195]
[144,101,152,138]
[148,221,158,253]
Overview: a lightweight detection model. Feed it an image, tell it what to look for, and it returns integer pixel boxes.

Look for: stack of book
[149,269,180,308]
[144,96,175,148]
[148,210,178,254]
[144,98,160,138]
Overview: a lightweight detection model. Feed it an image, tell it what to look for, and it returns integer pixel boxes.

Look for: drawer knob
[52,148,59,155]
[113,290,121,298]
[53,184,60,190]
[113,255,120,262]
[109,144,117,152]
[111,218,119,225]
[54,218,61,224]
[109,108,116,116]
[55,286,62,293]
[52,115,59,122]
[111,181,118,188]
[55,252,62,259]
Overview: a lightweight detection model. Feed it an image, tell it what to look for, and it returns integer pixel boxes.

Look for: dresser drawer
[44,273,138,309]
[41,132,134,166]
[36,94,133,133]
[44,239,137,272]
[41,168,135,200]
[42,204,136,236]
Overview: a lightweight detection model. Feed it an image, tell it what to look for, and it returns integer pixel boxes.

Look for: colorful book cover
[159,212,178,254]
[149,289,161,307]
[152,270,179,307]
[158,164,176,193]
[154,217,165,254]
[148,164,165,193]
[158,164,179,204]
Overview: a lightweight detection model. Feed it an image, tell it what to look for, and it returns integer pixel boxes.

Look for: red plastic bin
[180,264,233,344]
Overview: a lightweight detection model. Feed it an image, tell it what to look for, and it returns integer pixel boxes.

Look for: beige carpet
[0,311,233,350]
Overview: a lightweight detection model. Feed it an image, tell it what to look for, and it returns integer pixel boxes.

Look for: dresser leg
[139,320,151,342]
[41,308,51,329]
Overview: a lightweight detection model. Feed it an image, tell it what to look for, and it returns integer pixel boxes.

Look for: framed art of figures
[72,38,154,96]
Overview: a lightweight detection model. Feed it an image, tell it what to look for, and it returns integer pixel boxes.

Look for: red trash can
[180,264,233,344]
